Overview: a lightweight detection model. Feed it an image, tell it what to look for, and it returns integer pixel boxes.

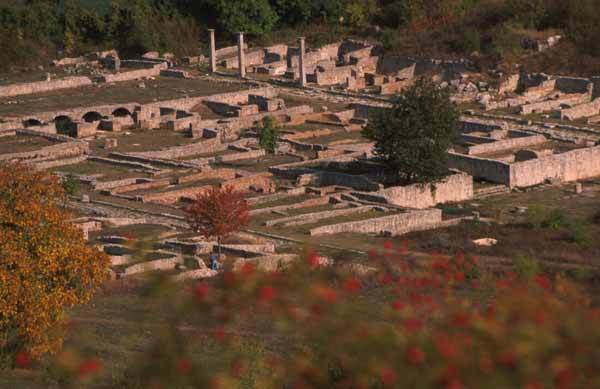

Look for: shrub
[92,243,600,388]
[491,22,521,59]
[61,175,79,197]
[564,219,591,245]
[380,28,399,50]
[257,116,279,154]
[512,255,541,279]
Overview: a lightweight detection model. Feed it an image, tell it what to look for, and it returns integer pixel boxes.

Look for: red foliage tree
[185,185,250,258]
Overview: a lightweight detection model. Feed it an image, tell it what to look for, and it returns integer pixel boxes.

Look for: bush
[564,219,592,245]
[491,22,521,59]
[568,0,600,57]
[61,175,79,197]
[380,28,398,50]
[79,243,600,388]
[512,255,541,279]
[257,116,279,154]
[525,206,568,229]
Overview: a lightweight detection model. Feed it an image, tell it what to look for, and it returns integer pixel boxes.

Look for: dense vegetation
[1,0,599,71]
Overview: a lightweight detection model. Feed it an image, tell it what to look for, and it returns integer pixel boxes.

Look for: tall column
[237,32,246,78]
[208,29,216,73]
[298,37,306,87]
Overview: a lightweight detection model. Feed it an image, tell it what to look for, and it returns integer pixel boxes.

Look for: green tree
[257,116,279,154]
[213,0,278,35]
[568,0,600,57]
[362,77,459,185]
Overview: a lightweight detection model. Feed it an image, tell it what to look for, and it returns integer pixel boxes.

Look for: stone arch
[54,115,73,135]
[23,118,42,128]
[82,111,103,123]
[112,107,132,117]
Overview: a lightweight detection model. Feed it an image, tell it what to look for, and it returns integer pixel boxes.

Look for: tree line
[0,0,599,71]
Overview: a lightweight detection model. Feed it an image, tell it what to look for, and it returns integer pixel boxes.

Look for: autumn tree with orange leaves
[186,185,250,259]
[0,163,109,365]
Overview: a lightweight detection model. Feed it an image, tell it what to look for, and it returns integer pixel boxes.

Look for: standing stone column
[237,32,246,78]
[298,37,306,87]
[208,29,217,73]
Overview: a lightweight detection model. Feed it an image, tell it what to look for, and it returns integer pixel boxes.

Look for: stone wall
[355,173,473,209]
[131,138,225,159]
[266,205,376,227]
[309,209,442,236]
[0,76,92,98]
[307,171,382,191]
[467,134,547,155]
[314,66,355,86]
[554,76,591,94]
[509,145,600,188]
[379,78,415,95]
[520,93,591,115]
[0,140,89,162]
[447,152,511,185]
[498,74,519,95]
[99,67,161,83]
[561,98,600,120]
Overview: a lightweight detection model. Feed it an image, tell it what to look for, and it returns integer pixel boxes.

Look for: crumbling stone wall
[0,76,92,98]
[314,66,356,86]
[354,173,473,209]
[509,145,600,187]
[99,67,161,83]
[520,93,591,115]
[554,76,591,94]
[309,209,442,236]
[467,134,547,155]
[447,152,511,185]
[561,98,600,120]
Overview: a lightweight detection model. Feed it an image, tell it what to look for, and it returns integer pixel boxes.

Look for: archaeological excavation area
[3,31,600,281]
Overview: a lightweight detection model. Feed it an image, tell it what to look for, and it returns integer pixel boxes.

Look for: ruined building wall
[0,76,92,98]
[447,152,512,185]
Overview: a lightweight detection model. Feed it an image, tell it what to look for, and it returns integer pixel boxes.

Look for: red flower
[392,300,404,311]
[535,274,551,290]
[377,273,393,285]
[314,286,337,303]
[406,346,425,365]
[499,351,517,367]
[223,271,237,287]
[343,277,362,293]
[379,367,397,386]
[195,282,209,303]
[384,240,393,250]
[454,272,465,283]
[307,251,320,268]
[555,369,573,389]
[213,327,226,342]
[404,318,422,333]
[452,312,471,328]
[15,350,30,369]
[435,334,457,359]
[77,359,102,377]
[447,379,463,389]
[177,358,191,375]
[241,262,255,276]
[258,285,277,302]
[368,249,379,261]
[524,381,544,389]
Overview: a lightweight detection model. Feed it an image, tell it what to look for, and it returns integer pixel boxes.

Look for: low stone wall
[176,168,237,184]
[143,185,209,204]
[0,140,89,162]
[99,67,161,83]
[309,209,442,236]
[110,178,171,195]
[354,173,473,209]
[121,256,182,276]
[217,149,266,162]
[131,138,225,159]
[520,93,590,115]
[467,134,547,155]
[220,173,274,194]
[498,74,519,95]
[250,196,331,216]
[379,78,415,95]
[266,205,375,227]
[160,69,190,78]
[561,98,600,120]
[554,76,591,94]
[306,171,382,191]
[447,152,511,185]
[314,66,355,86]
[0,76,92,98]
[509,145,600,187]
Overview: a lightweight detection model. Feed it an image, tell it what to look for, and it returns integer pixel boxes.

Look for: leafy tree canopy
[362,77,460,185]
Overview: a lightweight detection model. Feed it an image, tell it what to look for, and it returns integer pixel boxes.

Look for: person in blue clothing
[209,253,220,270]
